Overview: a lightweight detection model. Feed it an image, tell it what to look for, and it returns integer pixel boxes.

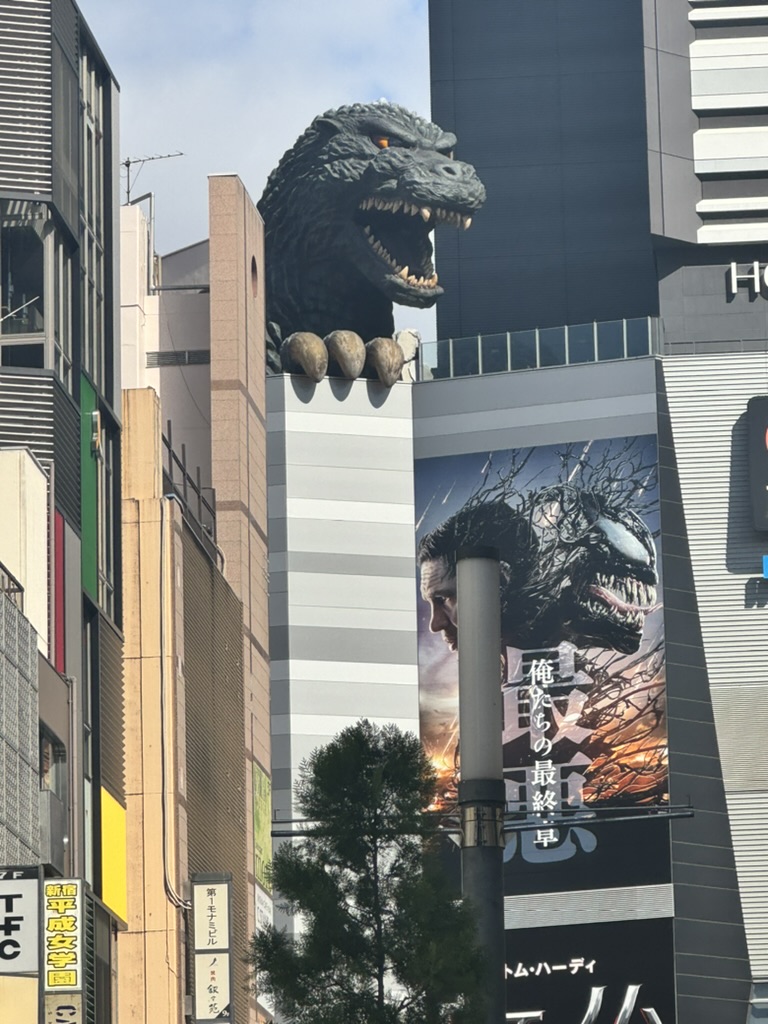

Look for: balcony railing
[0,558,23,612]
[162,419,220,567]
[416,316,661,382]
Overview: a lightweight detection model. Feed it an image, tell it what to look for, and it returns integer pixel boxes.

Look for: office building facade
[0,0,125,1020]
[120,176,271,1023]
[429,0,768,351]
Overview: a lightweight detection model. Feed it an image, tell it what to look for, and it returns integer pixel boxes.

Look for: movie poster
[505,918,675,1023]
[415,436,670,893]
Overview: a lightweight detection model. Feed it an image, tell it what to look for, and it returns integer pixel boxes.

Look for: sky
[77,0,438,338]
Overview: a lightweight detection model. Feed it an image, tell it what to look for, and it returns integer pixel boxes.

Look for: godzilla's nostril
[440,162,460,176]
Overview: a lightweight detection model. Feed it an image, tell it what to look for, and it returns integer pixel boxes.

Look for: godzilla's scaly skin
[258,102,486,367]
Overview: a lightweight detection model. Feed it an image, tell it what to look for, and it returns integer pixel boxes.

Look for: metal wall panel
[726,791,768,976]
[96,614,123,804]
[0,371,81,529]
[504,884,674,930]
[663,351,768,988]
[0,0,52,196]
[0,594,39,864]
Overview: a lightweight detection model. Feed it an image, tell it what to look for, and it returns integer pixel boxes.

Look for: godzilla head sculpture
[258,101,486,377]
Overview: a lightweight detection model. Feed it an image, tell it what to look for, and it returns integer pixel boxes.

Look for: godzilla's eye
[372,135,390,149]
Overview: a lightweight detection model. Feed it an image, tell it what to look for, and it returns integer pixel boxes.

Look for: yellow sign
[43,880,82,992]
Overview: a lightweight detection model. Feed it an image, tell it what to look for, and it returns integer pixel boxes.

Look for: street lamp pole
[456,546,506,1024]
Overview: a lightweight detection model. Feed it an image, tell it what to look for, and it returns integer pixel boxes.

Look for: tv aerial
[122,151,184,203]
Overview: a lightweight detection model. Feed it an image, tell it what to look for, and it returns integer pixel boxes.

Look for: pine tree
[248,720,484,1024]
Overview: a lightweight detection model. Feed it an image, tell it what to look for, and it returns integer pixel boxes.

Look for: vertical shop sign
[42,879,83,993]
[192,875,233,1023]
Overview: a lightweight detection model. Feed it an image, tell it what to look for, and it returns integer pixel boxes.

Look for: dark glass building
[430,0,768,355]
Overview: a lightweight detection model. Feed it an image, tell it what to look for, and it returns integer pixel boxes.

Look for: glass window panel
[567,323,595,364]
[452,335,479,377]
[0,204,46,336]
[481,332,509,374]
[597,320,624,361]
[626,317,651,358]
[419,340,438,380]
[510,330,537,370]
[539,326,566,367]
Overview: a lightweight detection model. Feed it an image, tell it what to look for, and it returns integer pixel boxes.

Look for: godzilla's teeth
[398,266,409,279]
[462,215,472,229]
[364,225,371,236]
[392,200,402,213]
[420,207,431,222]
[373,240,383,253]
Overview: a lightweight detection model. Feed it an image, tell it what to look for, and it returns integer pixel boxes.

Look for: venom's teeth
[420,207,431,222]
[463,215,472,229]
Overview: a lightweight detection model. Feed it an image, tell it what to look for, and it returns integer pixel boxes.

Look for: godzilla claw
[365,337,405,388]
[324,330,366,379]
[281,332,328,382]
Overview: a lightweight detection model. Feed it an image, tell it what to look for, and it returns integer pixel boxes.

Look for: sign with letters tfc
[0,868,39,974]
[43,879,83,993]
[192,875,233,1023]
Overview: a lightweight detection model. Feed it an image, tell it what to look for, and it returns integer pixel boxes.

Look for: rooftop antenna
[122,151,183,203]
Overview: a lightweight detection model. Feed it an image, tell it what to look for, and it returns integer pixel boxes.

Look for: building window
[97,422,116,618]
[0,200,46,375]
[40,728,67,802]
[53,232,73,392]
[0,201,76,393]
[80,50,106,391]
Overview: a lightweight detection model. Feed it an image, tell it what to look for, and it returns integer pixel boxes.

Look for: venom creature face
[523,486,659,655]
[258,102,486,345]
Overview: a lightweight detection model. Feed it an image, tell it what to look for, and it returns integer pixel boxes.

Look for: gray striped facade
[663,352,768,986]
[267,374,420,826]
[268,355,763,1019]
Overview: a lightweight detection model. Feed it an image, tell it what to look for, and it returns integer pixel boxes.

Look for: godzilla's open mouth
[354,196,472,302]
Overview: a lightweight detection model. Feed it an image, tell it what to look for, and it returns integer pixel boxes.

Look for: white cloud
[77,0,438,338]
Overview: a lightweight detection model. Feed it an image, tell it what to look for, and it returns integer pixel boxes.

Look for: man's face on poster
[420,555,458,651]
